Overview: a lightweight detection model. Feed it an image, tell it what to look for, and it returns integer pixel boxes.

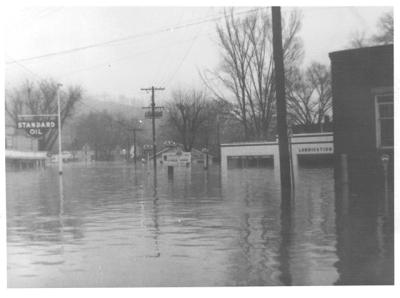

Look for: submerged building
[5,124,47,169]
[329,44,393,189]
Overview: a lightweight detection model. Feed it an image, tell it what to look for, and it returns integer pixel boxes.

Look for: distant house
[73,144,95,162]
[329,44,393,186]
[5,124,38,152]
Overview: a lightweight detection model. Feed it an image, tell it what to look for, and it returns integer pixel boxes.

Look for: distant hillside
[61,97,148,149]
[5,95,161,151]
[72,97,143,119]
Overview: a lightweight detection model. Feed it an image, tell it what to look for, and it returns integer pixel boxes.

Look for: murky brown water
[6,162,393,287]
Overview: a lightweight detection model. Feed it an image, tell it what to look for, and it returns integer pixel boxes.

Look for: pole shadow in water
[150,181,160,258]
[278,191,293,286]
[58,174,65,261]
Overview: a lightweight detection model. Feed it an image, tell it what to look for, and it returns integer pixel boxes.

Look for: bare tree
[286,68,314,126]
[348,30,371,48]
[5,79,82,151]
[348,11,393,48]
[201,8,303,141]
[165,89,210,152]
[372,11,393,44]
[286,62,332,129]
[307,63,332,124]
[75,111,114,160]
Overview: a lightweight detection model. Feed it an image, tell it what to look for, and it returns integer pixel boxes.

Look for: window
[375,94,393,148]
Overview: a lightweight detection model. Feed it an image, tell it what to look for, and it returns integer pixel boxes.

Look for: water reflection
[58,174,65,263]
[278,194,293,286]
[151,186,161,258]
[334,176,394,285]
[6,162,393,287]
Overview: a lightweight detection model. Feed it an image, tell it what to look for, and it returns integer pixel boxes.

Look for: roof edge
[329,44,393,59]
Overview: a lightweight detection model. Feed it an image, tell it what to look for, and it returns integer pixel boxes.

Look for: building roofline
[329,44,393,59]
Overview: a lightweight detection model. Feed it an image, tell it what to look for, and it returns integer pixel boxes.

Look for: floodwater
[6,162,393,287]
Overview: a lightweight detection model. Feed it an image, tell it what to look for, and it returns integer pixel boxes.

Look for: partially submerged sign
[162,151,191,167]
[17,115,58,138]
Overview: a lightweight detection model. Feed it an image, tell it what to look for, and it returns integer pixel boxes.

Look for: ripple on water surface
[6,162,393,286]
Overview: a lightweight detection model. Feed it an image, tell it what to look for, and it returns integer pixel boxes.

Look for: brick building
[329,45,393,187]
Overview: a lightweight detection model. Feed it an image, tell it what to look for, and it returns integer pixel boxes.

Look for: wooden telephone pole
[272,7,292,201]
[141,86,165,176]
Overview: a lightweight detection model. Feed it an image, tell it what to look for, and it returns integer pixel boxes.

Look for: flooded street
[6,162,393,287]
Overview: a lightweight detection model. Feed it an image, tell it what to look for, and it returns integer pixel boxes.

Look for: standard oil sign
[17,116,57,137]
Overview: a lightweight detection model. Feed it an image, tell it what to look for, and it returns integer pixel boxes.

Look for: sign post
[57,84,63,175]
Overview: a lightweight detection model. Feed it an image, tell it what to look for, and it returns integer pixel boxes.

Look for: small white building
[220,132,334,179]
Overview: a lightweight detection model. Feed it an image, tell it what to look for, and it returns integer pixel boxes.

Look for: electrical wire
[153,8,187,86]
[58,31,213,79]
[6,8,259,65]
[6,7,259,132]
[161,17,207,87]
[158,7,214,87]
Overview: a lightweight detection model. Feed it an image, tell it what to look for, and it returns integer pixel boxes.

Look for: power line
[6,8,259,65]
[58,31,213,79]
[158,7,214,87]
[154,8,188,87]
[161,18,205,87]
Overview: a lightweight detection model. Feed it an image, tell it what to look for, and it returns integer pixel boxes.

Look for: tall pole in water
[272,7,292,200]
[141,86,164,179]
[57,83,63,175]
[151,87,156,175]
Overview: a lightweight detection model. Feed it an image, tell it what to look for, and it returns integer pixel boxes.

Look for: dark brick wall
[329,45,393,186]
[329,45,393,155]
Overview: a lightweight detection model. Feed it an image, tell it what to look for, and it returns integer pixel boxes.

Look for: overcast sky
[5,6,392,104]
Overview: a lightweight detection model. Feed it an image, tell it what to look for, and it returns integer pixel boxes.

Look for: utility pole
[272,7,292,200]
[141,87,165,177]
